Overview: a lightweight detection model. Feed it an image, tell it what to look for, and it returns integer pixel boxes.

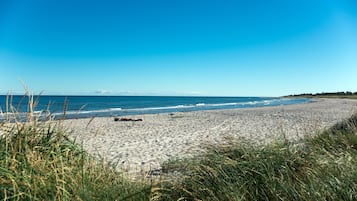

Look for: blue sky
[0,0,356,96]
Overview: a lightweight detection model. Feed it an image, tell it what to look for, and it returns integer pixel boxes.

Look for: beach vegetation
[287,91,357,99]
[0,92,151,201]
[155,113,357,200]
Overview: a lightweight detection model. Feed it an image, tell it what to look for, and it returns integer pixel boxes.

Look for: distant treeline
[288,91,357,97]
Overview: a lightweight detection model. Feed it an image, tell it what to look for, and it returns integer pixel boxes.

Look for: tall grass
[0,92,150,201]
[1,91,356,200]
[155,114,357,201]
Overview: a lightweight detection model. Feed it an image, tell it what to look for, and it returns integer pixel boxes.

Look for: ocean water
[0,95,310,120]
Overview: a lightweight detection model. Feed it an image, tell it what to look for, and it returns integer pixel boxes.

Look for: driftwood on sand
[114,117,143,122]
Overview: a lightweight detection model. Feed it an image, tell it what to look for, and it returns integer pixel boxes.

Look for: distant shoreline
[285,92,357,99]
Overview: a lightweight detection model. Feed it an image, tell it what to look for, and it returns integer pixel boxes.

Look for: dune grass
[1,92,357,200]
[155,114,357,201]
[0,93,151,201]
[0,120,152,201]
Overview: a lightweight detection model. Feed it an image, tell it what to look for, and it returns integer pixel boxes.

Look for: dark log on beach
[114,117,143,122]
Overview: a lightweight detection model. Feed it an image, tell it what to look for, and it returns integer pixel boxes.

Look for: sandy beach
[64,98,357,174]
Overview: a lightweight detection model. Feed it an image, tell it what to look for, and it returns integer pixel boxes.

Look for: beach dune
[64,98,357,174]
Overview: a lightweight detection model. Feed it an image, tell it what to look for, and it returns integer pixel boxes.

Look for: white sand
[63,98,357,174]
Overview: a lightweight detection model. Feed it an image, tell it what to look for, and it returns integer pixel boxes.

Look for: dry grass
[155,114,357,201]
[0,92,150,201]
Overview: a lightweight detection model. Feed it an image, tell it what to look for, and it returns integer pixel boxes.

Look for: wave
[52,107,123,116]
[55,99,285,115]
[124,105,194,111]
[196,103,206,106]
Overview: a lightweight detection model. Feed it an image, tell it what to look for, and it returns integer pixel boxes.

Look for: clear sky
[1,0,356,96]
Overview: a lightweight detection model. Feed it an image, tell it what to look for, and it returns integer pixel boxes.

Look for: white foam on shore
[52,98,306,118]
[1,98,310,123]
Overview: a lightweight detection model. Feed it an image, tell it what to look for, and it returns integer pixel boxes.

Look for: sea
[0,95,310,120]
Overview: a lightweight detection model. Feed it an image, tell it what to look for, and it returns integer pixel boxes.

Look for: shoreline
[0,96,310,121]
[64,98,357,174]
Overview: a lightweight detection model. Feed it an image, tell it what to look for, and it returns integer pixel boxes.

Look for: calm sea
[0,95,310,120]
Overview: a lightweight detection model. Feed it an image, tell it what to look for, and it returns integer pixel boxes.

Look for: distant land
[286,91,357,99]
